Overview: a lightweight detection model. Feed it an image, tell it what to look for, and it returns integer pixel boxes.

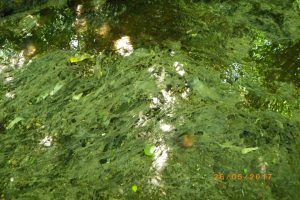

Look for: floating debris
[182,134,195,148]
[131,184,138,193]
[39,136,53,147]
[144,144,156,157]
[68,53,94,64]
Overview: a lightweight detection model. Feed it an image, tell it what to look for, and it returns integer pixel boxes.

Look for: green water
[0,0,299,199]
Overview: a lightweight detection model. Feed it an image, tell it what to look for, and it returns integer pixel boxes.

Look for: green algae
[0,0,299,199]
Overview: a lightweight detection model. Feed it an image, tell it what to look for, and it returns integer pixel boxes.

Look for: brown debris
[182,134,195,148]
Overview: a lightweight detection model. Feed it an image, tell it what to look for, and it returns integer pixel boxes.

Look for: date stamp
[214,173,272,181]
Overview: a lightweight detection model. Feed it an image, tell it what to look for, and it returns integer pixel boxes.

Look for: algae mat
[0,0,300,199]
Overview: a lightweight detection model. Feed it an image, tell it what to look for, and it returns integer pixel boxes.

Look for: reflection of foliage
[0,7,74,50]
[225,30,299,117]
[249,30,300,86]
[35,8,74,50]
[249,30,274,60]
[245,90,293,117]
[232,61,298,118]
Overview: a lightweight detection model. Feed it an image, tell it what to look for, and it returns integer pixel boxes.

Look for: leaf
[36,82,64,102]
[36,92,49,103]
[191,78,218,100]
[6,117,24,129]
[132,48,151,57]
[144,144,156,157]
[131,184,138,193]
[50,82,64,96]
[241,147,259,154]
[72,93,83,100]
[68,53,94,64]
[99,111,110,127]
[135,80,157,93]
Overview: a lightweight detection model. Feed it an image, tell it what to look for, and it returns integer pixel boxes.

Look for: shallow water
[0,0,299,199]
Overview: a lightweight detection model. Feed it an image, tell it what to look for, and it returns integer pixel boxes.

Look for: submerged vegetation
[0,0,299,199]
